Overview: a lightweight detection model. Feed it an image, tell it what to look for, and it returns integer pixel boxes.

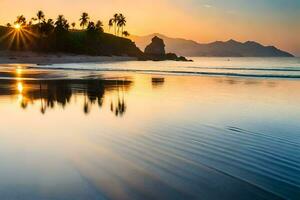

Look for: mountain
[130,33,294,57]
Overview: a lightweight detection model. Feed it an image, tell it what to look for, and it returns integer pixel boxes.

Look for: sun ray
[0,29,15,42]
[22,28,39,38]
[19,31,29,49]
[21,29,38,48]
[16,31,20,50]
[7,31,17,49]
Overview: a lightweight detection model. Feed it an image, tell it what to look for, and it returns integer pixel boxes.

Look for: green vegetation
[0,11,141,57]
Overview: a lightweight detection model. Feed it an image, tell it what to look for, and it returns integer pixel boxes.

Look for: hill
[0,26,142,57]
[131,33,294,57]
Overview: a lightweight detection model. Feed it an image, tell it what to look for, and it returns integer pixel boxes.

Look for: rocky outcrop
[141,36,192,62]
[144,36,165,55]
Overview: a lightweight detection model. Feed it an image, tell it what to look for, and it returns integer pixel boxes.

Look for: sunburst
[0,25,38,50]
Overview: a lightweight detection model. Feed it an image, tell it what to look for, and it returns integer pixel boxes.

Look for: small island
[0,11,190,64]
[138,36,192,61]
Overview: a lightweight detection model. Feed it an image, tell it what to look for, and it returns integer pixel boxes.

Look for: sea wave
[28,66,300,79]
[186,66,300,72]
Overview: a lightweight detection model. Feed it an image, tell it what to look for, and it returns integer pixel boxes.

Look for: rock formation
[144,36,166,55]
[141,36,192,61]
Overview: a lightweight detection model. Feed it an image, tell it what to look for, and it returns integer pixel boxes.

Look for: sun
[14,23,21,30]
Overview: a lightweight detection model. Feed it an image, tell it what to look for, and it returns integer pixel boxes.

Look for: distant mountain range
[130,33,294,57]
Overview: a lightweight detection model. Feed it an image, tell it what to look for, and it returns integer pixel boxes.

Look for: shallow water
[0,61,300,200]
[32,57,300,78]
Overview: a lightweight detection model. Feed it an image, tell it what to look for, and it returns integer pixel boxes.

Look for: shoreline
[0,51,137,65]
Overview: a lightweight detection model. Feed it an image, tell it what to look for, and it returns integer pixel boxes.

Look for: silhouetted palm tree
[6,23,11,28]
[112,13,119,35]
[122,31,130,37]
[87,21,95,31]
[71,22,76,30]
[55,15,69,31]
[79,12,89,29]
[117,14,126,36]
[31,17,37,23]
[96,20,104,32]
[15,15,27,26]
[37,10,45,25]
[41,19,54,35]
[108,19,114,33]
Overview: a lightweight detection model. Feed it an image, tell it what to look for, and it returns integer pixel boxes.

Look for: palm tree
[96,20,103,32]
[55,15,69,31]
[108,19,114,33]
[6,23,11,28]
[15,15,27,26]
[87,21,95,31]
[37,10,45,25]
[122,31,130,37]
[41,19,54,35]
[79,12,89,29]
[71,22,76,30]
[117,14,126,36]
[31,17,37,24]
[112,13,119,35]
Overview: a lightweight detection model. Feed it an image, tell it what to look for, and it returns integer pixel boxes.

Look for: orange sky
[0,0,299,55]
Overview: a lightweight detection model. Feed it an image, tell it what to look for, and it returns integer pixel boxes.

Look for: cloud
[204,4,213,8]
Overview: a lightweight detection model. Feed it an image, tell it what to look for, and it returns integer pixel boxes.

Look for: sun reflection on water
[16,66,23,76]
[17,82,23,93]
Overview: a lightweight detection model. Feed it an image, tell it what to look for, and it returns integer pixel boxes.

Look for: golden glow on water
[17,82,23,93]
[16,66,23,76]
[17,93,23,103]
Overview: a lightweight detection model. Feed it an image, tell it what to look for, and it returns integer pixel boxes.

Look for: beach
[0,51,137,64]
[0,58,299,199]
[0,0,299,199]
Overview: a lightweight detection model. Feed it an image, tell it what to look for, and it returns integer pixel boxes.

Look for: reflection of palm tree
[7,79,131,116]
[40,99,46,114]
[112,97,126,117]
[39,83,46,114]
[83,95,90,115]
[110,101,114,111]
[110,80,127,117]
[21,101,28,109]
[79,12,89,29]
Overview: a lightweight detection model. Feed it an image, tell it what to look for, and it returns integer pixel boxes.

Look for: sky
[0,0,299,56]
